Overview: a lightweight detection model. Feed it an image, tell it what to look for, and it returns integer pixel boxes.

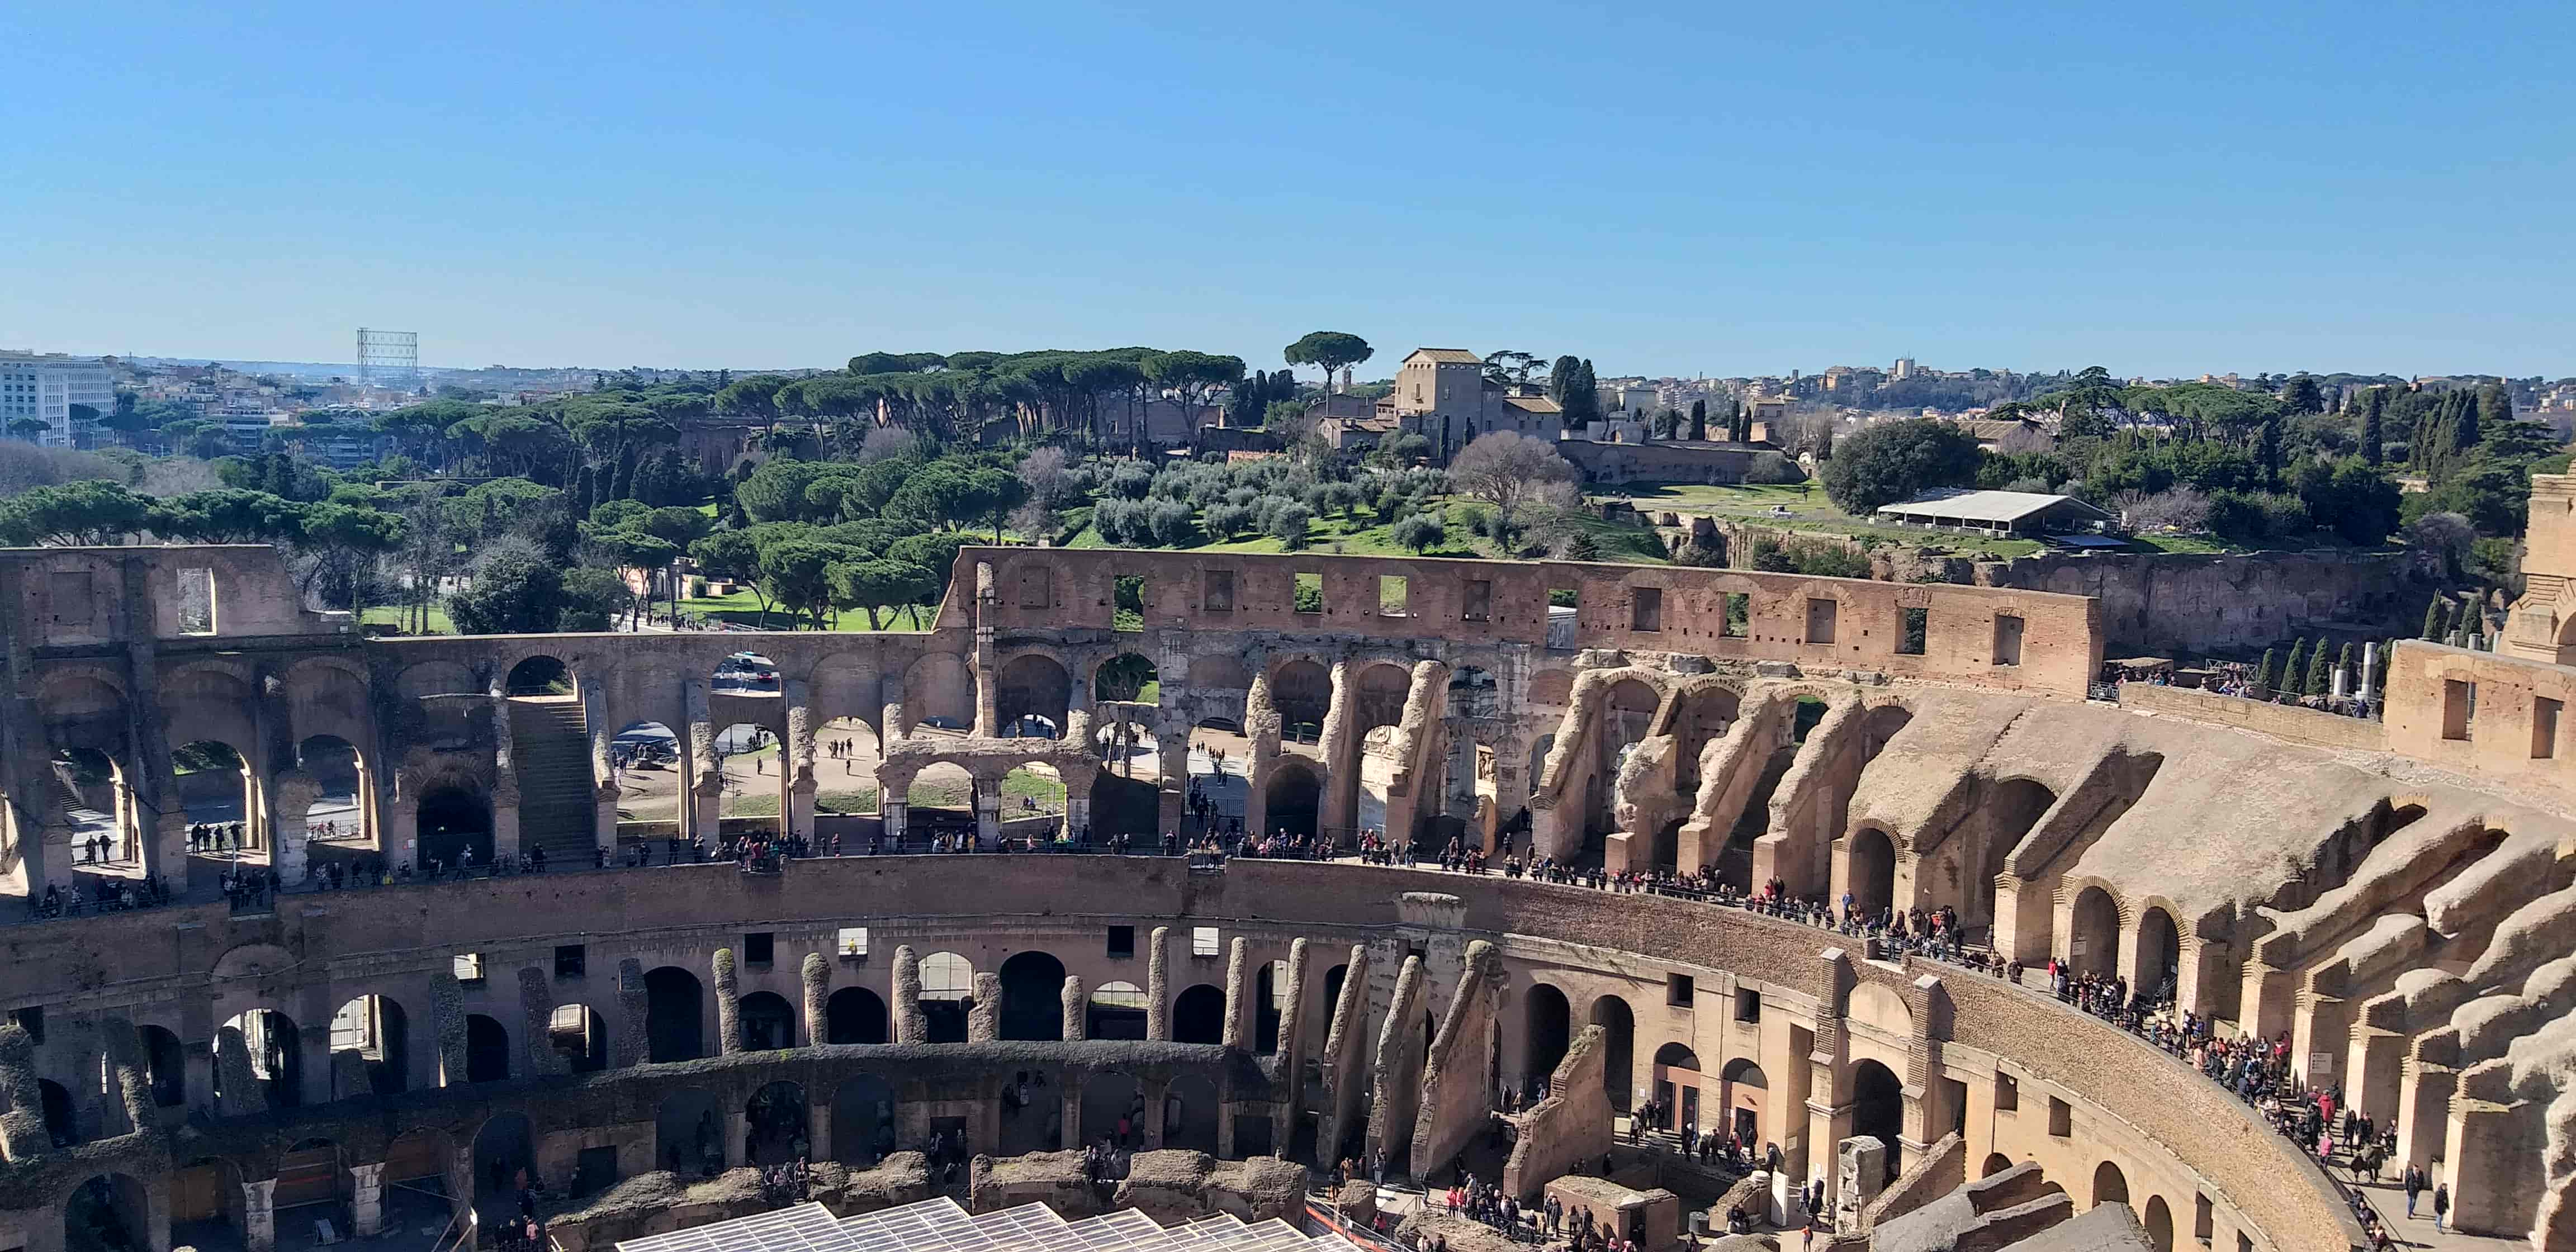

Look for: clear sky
[4,2,2568,380]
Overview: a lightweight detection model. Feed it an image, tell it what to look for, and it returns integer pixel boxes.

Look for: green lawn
[1597,481,2053,558]
[732,767,1068,817]
[675,587,941,632]
[361,605,457,635]
[1069,497,1667,565]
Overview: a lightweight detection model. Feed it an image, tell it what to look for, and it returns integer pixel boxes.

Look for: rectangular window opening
[1547,587,1578,649]
[1462,578,1491,623]
[6,1007,42,1045]
[1379,575,1409,618]
[2195,1194,2216,1243]
[837,926,869,959]
[1191,926,1220,957]
[2047,1095,2072,1137]
[1203,570,1235,614]
[2443,679,2476,741]
[1107,925,1136,959]
[744,932,774,965]
[1734,988,1761,1023]
[1722,592,1749,638]
[1113,575,1147,632]
[1805,597,1839,645]
[1666,973,1694,1007]
[2534,696,2560,759]
[1993,614,2025,667]
[1995,1072,2019,1112]
[553,944,586,979]
[1898,606,1928,655]
[454,953,485,984]
[1294,572,1324,615]
[177,567,217,634]
[1631,586,1663,633]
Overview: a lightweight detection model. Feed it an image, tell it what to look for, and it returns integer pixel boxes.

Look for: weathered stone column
[1242,670,1277,840]
[1316,943,1372,1169]
[1157,728,1190,834]
[802,952,830,1046]
[520,968,566,1076]
[1221,937,1254,1050]
[686,677,721,841]
[430,969,470,1086]
[489,699,523,861]
[1060,759,1097,843]
[1147,926,1172,1041]
[0,1025,49,1160]
[785,684,818,841]
[713,947,742,1055]
[891,946,929,1044]
[1271,938,1313,1149]
[1366,954,1428,1173]
[969,972,1002,1041]
[808,1098,834,1163]
[585,679,617,853]
[215,1025,268,1116]
[1062,975,1087,1041]
[269,769,319,885]
[243,1178,278,1252]
[1318,660,1359,838]
[973,772,1002,848]
[614,958,648,1068]
[350,1162,386,1236]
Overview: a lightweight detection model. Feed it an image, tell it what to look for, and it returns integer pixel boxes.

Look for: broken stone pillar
[243,1177,278,1252]
[0,1025,49,1159]
[215,1025,268,1117]
[892,946,929,1044]
[973,773,1002,848]
[1316,943,1374,1168]
[785,687,817,841]
[1221,937,1254,1050]
[1158,729,1190,833]
[1366,954,1429,1174]
[969,972,1002,1041]
[614,958,648,1068]
[1409,939,1505,1178]
[269,769,319,885]
[713,947,742,1055]
[1147,926,1171,1041]
[520,967,567,1076]
[802,952,830,1045]
[1062,975,1087,1041]
[587,682,621,851]
[1319,660,1359,837]
[685,679,721,840]
[350,1162,386,1236]
[1836,1136,1888,1232]
[1270,938,1312,1149]
[430,969,470,1086]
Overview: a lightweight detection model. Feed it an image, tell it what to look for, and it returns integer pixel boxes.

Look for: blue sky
[3,1,2568,380]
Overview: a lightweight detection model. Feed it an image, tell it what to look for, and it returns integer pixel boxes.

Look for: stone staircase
[508,698,599,865]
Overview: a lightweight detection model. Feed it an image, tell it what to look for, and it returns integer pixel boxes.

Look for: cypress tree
[2337,641,2357,690]
[2361,390,2384,467]
[2422,598,2445,641]
[1735,399,1751,442]
[2258,413,2283,489]
[2305,639,2331,696]
[2254,648,2277,691]
[2282,638,2309,695]
[1689,399,1708,441]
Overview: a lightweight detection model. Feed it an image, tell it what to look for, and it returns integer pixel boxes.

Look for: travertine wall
[2384,640,2576,796]
[2115,682,2387,752]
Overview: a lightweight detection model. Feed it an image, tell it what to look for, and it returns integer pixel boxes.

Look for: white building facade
[0,353,115,448]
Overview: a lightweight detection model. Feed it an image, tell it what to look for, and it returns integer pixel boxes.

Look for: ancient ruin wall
[1410,939,1504,1177]
[1502,1024,1613,1201]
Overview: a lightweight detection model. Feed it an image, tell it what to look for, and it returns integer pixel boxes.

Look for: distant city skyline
[4,2,2569,378]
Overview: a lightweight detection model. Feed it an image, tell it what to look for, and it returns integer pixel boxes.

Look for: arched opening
[737,991,795,1050]
[39,1078,75,1146]
[1651,1042,1703,1132]
[832,1074,897,1166]
[549,1004,608,1072]
[1323,964,1348,1021]
[1526,984,1571,1094]
[471,1111,534,1207]
[746,1080,809,1165]
[172,1155,245,1249]
[329,994,409,1096]
[712,722,788,834]
[920,951,975,1044]
[1851,1059,1903,1182]
[463,1014,510,1082]
[1172,984,1225,1045]
[710,650,780,696]
[1254,960,1287,1054]
[1848,828,1896,916]
[218,1008,301,1108]
[140,1025,186,1107]
[1668,686,1742,793]
[609,721,684,831]
[1718,1058,1767,1146]
[1088,981,1149,1040]
[65,1173,150,1252]
[1270,660,1331,747]
[1188,715,1251,840]
[1081,1070,1145,1149]
[996,653,1073,738]
[2071,886,2120,978]
[1095,653,1159,704]
[1861,705,1915,763]
[277,1136,344,1214]
[172,739,250,855]
[2092,1160,2130,1208]
[902,652,973,732]
[644,966,705,1061]
[383,1126,452,1190]
[1001,762,1067,832]
[2144,1195,2174,1251]
[415,784,493,872]
[655,1089,723,1177]
[997,1065,1064,1155]
[997,951,1068,1041]
[504,655,574,698]
[1589,995,1635,1112]
[827,987,889,1045]
[1263,759,1322,842]
[1982,1153,2014,1178]
[2136,907,2181,1008]
[906,762,980,845]
[1166,1073,1219,1153]
[295,734,368,855]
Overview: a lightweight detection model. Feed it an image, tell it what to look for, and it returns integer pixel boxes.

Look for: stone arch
[746,1079,809,1165]
[548,1003,608,1072]
[2092,1160,2129,1208]
[1663,681,1743,788]
[1094,651,1160,704]
[995,652,1073,738]
[1172,984,1225,1045]
[2070,884,2122,977]
[1849,826,1897,914]
[2135,904,2182,1007]
[655,1088,723,1174]
[2144,1194,2174,1251]
[415,782,493,872]
[65,1173,151,1252]
[826,987,888,1045]
[920,951,974,1043]
[1718,1057,1767,1145]
[644,965,705,1061]
[902,652,973,732]
[463,1013,510,1082]
[172,737,254,834]
[1263,757,1322,840]
[737,991,795,1050]
[328,994,409,1096]
[1188,655,1253,690]
[1860,703,1915,763]
[37,1076,74,1146]
[1088,981,1149,1040]
[1589,994,1635,1112]
[293,733,370,853]
[277,1136,346,1212]
[997,950,1068,1041]
[711,649,780,695]
[1983,1153,2014,1178]
[1849,982,1913,1038]
[832,1074,897,1165]
[1968,778,2056,933]
[1166,1073,1220,1154]
[1351,661,1413,732]
[218,1007,302,1108]
[1268,658,1332,741]
[470,1111,534,1203]
[504,654,575,697]
[1851,1058,1904,1181]
[172,1154,245,1245]
[1079,1070,1143,1147]
[140,1024,185,1107]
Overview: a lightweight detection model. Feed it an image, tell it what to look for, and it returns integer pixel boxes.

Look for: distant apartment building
[0,353,115,448]
[1389,348,1562,462]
